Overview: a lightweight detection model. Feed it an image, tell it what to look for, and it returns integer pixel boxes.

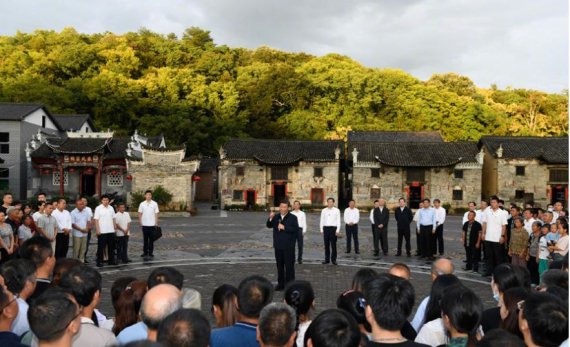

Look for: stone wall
[496,158,549,206]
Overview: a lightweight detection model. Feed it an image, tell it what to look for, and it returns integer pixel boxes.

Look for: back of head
[28,288,78,342]
[441,286,483,337]
[111,276,138,310]
[364,274,415,331]
[305,309,360,347]
[52,258,84,287]
[211,284,238,327]
[141,284,183,330]
[284,280,315,317]
[425,274,461,323]
[59,265,102,307]
[336,290,370,332]
[113,280,148,335]
[493,264,523,293]
[237,275,274,319]
[522,292,568,347]
[148,267,184,290]
[511,265,531,290]
[431,258,455,277]
[475,329,525,347]
[540,269,569,290]
[0,258,36,294]
[500,287,529,338]
[351,268,377,292]
[157,308,210,347]
[19,236,53,268]
[388,263,411,280]
[258,303,296,347]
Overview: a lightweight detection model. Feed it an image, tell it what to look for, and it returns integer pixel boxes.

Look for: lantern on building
[84,167,94,175]
[42,169,51,175]
[126,175,133,181]
[192,175,202,182]
[68,167,76,173]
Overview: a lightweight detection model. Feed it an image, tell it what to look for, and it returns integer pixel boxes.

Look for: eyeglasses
[517,300,525,311]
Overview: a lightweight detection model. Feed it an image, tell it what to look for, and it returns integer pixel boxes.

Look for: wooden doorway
[273,184,286,207]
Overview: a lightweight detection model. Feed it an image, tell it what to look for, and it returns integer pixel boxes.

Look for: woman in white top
[284,280,315,347]
[0,211,14,260]
[549,220,569,261]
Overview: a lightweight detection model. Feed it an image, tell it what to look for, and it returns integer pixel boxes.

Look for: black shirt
[367,339,429,347]
[481,307,501,333]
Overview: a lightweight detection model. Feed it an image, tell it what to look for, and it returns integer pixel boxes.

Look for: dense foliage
[0,27,567,154]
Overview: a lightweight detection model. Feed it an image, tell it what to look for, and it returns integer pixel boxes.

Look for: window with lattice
[52,171,68,186]
[107,173,123,187]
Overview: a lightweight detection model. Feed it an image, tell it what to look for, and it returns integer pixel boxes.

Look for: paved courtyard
[92,203,494,320]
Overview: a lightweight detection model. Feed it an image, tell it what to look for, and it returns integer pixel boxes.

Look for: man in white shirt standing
[481,196,508,277]
[115,202,132,264]
[52,198,72,259]
[81,196,94,264]
[343,199,360,254]
[94,195,116,267]
[71,197,91,262]
[320,197,340,265]
[523,208,537,235]
[369,200,379,251]
[32,201,46,223]
[433,199,446,256]
[290,201,307,264]
[138,190,160,258]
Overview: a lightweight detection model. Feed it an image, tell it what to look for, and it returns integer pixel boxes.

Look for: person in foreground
[364,274,429,347]
[518,291,568,347]
[157,308,211,347]
[256,303,297,347]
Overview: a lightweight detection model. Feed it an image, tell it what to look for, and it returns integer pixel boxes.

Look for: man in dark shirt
[395,198,413,257]
[0,193,12,216]
[0,284,26,347]
[19,237,55,302]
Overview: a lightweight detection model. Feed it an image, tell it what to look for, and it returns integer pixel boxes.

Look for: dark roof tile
[0,103,44,120]
[53,114,96,132]
[479,136,568,164]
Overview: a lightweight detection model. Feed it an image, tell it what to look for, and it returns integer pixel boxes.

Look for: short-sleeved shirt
[210,322,259,347]
[52,209,72,234]
[37,214,57,239]
[94,204,116,234]
[71,208,92,238]
[509,228,529,256]
[538,236,550,259]
[482,208,508,242]
[115,212,132,237]
[32,211,43,222]
[18,224,33,241]
[0,223,12,248]
[138,200,159,226]
[555,235,569,256]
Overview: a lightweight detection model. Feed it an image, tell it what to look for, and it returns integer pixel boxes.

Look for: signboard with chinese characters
[64,155,98,163]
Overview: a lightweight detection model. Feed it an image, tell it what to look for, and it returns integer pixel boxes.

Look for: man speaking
[266,200,299,291]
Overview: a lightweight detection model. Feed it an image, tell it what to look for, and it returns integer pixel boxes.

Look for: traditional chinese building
[479,136,569,206]
[219,138,343,209]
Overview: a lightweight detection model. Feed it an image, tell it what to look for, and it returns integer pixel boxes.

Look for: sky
[1,0,568,93]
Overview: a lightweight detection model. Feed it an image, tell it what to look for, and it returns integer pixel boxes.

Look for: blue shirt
[546,232,560,242]
[210,322,259,347]
[116,321,147,345]
[418,207,437,228]
[71,208,92,238]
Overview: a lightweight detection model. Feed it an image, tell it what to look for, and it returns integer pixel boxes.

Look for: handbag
[151,226,162,242]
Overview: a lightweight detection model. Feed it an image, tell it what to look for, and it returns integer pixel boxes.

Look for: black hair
[364,274,415,331]
[490,196,499,203]
[304,308,361,347]
[336,290,371,332]
[100,194,109,200]
[545,286,569,306]
[422,198,431,203]
[258,303,296,347]
[434,199,441,203]
[475,329,525,347]
[19,236,53,267]
[145,190,153,195]
[522,292,568,347]
[500,287,529,339]
[237,275,273,319]
[541,269,568,290]
[441,286,483,347]
[499,199,505,205]
[493,264,523,293]
[157,308,211,347]
[111,276,138,310]
[0,258,36,295]
[0,285,11,310]
[399,197,406,202]
[511,265,531,290]
[28,288,78,342]
[59,265,102,307]
[211,284,238,328]
[279,199,290,206]
[148,267,184,290]
[327,197,335,203]
[351,268,377,292]
[284,280,315,330]
[423,274,462,323]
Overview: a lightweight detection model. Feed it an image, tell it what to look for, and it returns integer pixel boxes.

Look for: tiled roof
[0,103,44,120]
[53,114,96,132]
[223,138,343,165]
[349,141,479,167]
[31,136,130,159]
[348,131,443,143]
[197,157,219,171]
[479,136,569,164]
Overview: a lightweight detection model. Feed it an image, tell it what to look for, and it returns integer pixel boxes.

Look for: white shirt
[32,211,43,223]
[52,208,72,233]
[524,218,537,236]
[369,209,375,224]
[553,211,560,222]
[482,207,508,242]
[415,318,447,347]
[320,207,341,233]
[411,296,429,332]
[115,212,132,237]
[343,207,360,225]
[462,210,482,225]
[94,204,116,234]
[434,206,446,226]
[291,210,307,233]
[11,297,29,336]
[138,200,159,226]
[296,321,311,347]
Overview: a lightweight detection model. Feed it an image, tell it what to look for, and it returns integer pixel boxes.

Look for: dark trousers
[465,244,481,271]
[296,228,304,262]
[371,225,380,253]
[84,230,91,261]
[379,227,388,254]
[397,227,411,254]
[55,233,70,259]
[323,226,337,262]
[274,248,295,287]
[527,256,540,285]
[416,228,423,255]
[97,233,115,265]
[345,224,359,253]
[435,224,444,254]
[484,241,505,275]
[420,225,434,257]
[142,226,155,256]
[116,236,129,262]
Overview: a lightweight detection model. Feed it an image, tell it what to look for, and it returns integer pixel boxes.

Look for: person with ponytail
[284,280,315,347]
[211,284,239,328]
[112,280,148,336]
[440,285,483,347]
[498,287,529,340]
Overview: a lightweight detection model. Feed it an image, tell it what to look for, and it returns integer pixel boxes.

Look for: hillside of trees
[0,27,567,155]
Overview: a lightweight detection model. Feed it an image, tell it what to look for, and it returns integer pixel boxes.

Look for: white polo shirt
[52,208,72,234]
[115,212,132,237]
[94,204,116,234]
[482,207,508,242]
[138,200,159,227]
